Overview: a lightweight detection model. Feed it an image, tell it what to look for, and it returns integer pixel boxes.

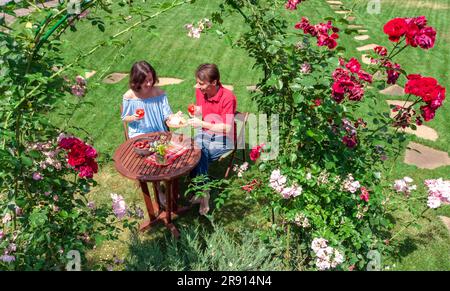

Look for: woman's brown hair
[129,61,159,91]
[195,63,220,83]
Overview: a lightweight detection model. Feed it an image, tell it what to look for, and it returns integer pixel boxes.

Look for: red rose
[357,70,373,83]
[314,99,322,106]
[249,144,264,161]
[383,18,408,42]
[405,75,438,101]
[342,135,357,148]
[414,27,436,49]
[58,137,83,150]
[374,46,387,56]
[345,58,361,73]
[360,187,370,202]
[420,105,436,121]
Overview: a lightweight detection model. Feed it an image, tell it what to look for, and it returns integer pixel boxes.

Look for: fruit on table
[134,140,150,149]
[135,109,145,118]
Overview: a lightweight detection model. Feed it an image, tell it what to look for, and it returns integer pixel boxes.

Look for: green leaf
[20,155,33,167]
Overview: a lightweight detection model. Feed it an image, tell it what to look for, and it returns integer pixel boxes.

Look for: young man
[188,63,237,215]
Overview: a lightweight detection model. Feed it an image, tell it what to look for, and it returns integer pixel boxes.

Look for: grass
[36,0,450,270]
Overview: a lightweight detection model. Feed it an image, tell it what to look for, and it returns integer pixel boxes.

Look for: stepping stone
[380,85,405,96]
[438,216,450,234]
[246,85,257,91]
[158,77,184,86]
[330,5,341,10]
[348,25,364,29]
[357,44,379,51]
[404,142,450,169]
[361,54,373,65]
[373,71,384,81]
[358,29,368,33]
[347,16,356,21]
[354,35,370,41]
[335,10,351,14]
[1,13,16,25]
[327,1,343,4]
[85,70,96,79]
[103,73,128,84]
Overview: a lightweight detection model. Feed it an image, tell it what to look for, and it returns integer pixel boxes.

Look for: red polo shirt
[195,84,237,140]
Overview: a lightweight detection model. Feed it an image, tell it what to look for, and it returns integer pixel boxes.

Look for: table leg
[172,178,180,212]
[139,181,157,220]
[166,180,172,224]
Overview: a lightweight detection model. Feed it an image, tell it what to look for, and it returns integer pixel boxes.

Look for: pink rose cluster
[269,169,302,199]
[29,141,62,170]
[393,177,417,196]
[285,0,304,10]
[184,18,212,39]
[425,178,450,209]
[294,17,339,49]
[71,75,87,97]
[342,174,370,202]
[311,238,344,270]
[58,134,98,179]
[331,58,372,104]
[111,193,127,219]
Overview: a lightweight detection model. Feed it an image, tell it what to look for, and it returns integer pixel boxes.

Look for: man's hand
[187,117,203,127]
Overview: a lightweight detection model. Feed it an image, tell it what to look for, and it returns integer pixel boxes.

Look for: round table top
[113,132,201,182]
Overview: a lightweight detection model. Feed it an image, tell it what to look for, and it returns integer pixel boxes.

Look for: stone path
[356,44,379,51]
[361,54,373,65]
[354,35,370,41]
[158,77,184,86]
[380,85,405,96]
[404,142,450,169]
[1,0,60,25]
[103,73,128,84]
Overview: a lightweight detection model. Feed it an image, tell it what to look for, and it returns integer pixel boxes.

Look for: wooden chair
[120,104,130,141]
[218,111,249,178]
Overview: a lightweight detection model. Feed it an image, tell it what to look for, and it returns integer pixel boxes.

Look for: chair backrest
[120,104,129,141]
[234,111,249,149]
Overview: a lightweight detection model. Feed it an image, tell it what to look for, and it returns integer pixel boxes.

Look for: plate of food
[167,111,188,128]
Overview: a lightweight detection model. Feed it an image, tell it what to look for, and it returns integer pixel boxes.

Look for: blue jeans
[190,132,233,177]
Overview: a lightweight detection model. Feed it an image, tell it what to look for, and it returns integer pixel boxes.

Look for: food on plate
[167,111,187,127]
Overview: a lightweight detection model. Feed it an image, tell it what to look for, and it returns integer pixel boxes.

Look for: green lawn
[43,0,449,270]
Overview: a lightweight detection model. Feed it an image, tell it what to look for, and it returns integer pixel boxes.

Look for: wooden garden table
[113,132,201,238]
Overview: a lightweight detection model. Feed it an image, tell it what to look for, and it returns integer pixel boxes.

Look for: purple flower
[0,230,4,240]
[87,201,96,210]
[33,172,43,181]
[14,206,23,217]
[53,195,59,202]
[0,255,15,263]
[111,193,127,219]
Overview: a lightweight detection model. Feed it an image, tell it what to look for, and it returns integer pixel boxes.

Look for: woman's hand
[124,114,143,122]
